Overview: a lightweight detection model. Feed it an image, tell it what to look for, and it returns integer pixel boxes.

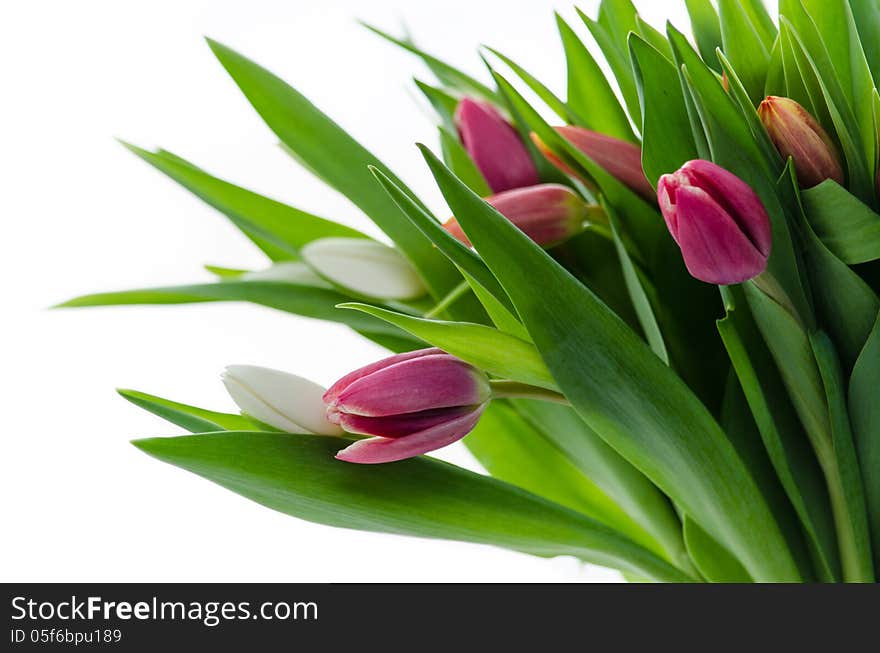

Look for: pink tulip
[442,183,589,247]
[532,126,655,201]
[455,98,539,193]
[325,348,490,464]
[657,160,772,285]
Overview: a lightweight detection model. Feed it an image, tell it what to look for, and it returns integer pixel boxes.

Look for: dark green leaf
[717,289,840,581]
[802,180,880,264]
[849,309,880,570]
[133,432,695,582]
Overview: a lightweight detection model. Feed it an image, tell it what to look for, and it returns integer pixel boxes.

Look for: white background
[0,0,702,582]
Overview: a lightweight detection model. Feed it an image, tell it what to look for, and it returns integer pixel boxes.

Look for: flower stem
[423,280,471,319]
[489,380,569,404]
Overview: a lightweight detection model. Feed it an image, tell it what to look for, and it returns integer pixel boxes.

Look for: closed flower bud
[324,348,491,464]
[222,365,343,435]
[455,97,539,193]
[239,262,329,287]
[757,96,844,188]
[532,126,655,201]
[657,159,772,285]
[442,183,590,247]
[301,237,427,300]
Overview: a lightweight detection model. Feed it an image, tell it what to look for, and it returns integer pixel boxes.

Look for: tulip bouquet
[63,0,880,583]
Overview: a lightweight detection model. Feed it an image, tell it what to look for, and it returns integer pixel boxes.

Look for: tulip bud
[657,160,772,285]
[442,183,590,247]
[222,365,343,435]
[532,126,655,201]
[300,237,427,300]
[455,98,539,193]
[324,348,491,464]
[757,96,844,188]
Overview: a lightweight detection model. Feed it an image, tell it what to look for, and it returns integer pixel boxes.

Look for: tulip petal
[677,160,772,256]
[335,404,486,464]
[555,126,655,201]
[335,405,479,438]
[301,237,427,300]
[674,186,768,284]
[330,353,491,416]
[455,98,539,193]
[222,365,343,435]
[323,348,442,405]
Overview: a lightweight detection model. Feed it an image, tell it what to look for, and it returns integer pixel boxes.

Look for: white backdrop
[1,0,706,582]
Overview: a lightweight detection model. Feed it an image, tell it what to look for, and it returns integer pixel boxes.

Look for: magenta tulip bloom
[657,160,772,285]
[533,126,655,202]
[324,348,491,464]
[455,98,539,193]
[443,183,589,247]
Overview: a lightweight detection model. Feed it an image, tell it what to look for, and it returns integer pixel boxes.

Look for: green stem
[423,280,471,319]
[821,454,874,582]
[489,380,569,405]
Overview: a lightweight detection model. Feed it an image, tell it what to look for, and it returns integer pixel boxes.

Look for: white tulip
[221,365,343,436]
[300,237,427,300]
[239,262,329,287]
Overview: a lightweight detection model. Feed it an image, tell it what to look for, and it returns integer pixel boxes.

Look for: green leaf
[459,269,531,341]
[849,0,880,86]
[629,34,698,185]
[437,126,491,196]
[777,14,873,202]
[809,332,876,581]
[122,143,368,262]
[801,180,880,264]
[849,309,880,570]
[794,0,876,174]
[56,280,420,345]
[780,164,880,370]
[362,23,498,102]
[718,0,771,105]
[509,399,691,572]
[683,517,752,582]
[205,39,461,298]
[604,200,668,363]
[739,0,778,50]
[134,432,694,582]
[465,402,661,554]
[577,10,641,125]
[368,165,513,314]
[684,0,723,70]
[717,290,840,581]
[340,303,556,391]
[556,13,637,142]
[413,79,459,133]
[421,145,806,582]
[119,389,257,433]
[481,47,573,123]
